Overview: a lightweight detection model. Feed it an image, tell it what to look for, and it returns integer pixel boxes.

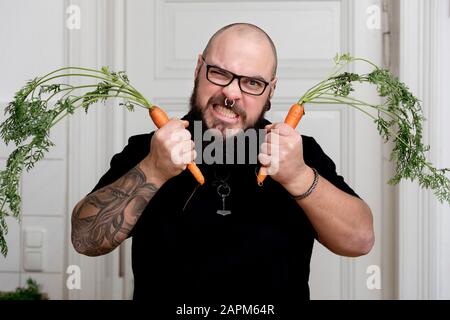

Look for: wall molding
[397,0,449,299]
[435,0,450,299]
[65,0,127,300]
[110,0,388,300]
[154,0,345,80]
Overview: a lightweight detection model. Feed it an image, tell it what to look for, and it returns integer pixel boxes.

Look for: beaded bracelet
[291,167,319,201]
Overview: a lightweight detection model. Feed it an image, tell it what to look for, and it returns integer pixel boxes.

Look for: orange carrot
[284,103,305,128]
[149,106,170,129]
[256,103,305,186]
[149,106,205,185]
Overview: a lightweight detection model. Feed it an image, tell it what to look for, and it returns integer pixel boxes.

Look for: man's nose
[222,78,242,101]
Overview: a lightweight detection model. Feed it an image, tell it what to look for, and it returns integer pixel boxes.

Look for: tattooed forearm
[71,166,159,256]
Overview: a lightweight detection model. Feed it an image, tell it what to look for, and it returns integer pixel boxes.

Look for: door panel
[123,0,389,300]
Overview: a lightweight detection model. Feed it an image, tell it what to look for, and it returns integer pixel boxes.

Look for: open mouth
[211,104,240,124]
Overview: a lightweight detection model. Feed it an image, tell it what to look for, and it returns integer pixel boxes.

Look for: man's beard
[188,77,270,135]
[187,77,271,164]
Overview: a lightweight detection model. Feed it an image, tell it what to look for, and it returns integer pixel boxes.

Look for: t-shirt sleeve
[89,133,153,194]
[87,133,153,239]
[302,135,360,199]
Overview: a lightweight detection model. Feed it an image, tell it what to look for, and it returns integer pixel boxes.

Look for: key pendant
[216,184,231,216]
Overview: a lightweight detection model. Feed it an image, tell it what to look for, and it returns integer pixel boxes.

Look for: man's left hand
[258,123,310,189]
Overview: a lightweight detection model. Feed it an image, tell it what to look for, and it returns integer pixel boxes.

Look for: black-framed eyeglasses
[201,56,271,96]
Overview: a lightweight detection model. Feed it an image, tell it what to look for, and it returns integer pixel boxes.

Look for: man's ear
[194,54,204,78]
[269,78,277,99]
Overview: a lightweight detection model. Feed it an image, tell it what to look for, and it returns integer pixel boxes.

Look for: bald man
[71,23,374,302]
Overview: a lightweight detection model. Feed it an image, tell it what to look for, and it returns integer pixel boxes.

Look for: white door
[0,0,394,300]
[0,0,68,299]
[119,0,393,299]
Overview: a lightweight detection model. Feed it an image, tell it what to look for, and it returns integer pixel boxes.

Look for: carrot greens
[0,67,153,256]
[0,54,449,257]
[299,54,449,203]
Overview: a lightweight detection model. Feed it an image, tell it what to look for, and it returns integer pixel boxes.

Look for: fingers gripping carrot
[256,103,305,186]
[149,106,205,185]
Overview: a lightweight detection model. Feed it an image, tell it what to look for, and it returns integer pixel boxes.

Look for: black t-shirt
[90,113,359,303]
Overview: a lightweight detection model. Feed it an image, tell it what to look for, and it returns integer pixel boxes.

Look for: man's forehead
[207,30,275,77]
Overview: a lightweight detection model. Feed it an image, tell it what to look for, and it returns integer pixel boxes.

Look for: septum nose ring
[224,98,235,108]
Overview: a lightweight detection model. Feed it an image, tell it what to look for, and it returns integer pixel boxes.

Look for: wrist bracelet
[291,167,319,201]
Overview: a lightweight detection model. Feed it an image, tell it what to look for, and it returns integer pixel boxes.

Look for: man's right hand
[139,119,197,187]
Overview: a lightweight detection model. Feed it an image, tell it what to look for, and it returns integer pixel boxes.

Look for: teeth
[214,105,238,118]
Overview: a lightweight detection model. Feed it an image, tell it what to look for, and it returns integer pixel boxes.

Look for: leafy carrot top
[298,54,449,203]
[0,55,449,257]
[0,66,154,256]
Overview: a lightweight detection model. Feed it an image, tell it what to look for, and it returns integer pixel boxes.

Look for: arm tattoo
[71,166,158,256]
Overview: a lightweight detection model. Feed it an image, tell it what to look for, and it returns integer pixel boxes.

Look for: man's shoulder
[113,132,154,161]
[300,134,317,149]
[124,132,154,150]
[300,135,329,165]
[127,132,154,144]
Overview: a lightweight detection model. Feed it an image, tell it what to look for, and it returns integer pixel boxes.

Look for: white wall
[1,0,448,300]
[397,0,450,299]
[125,0,389,300]
[434,0,450,299]
[0,0,67,299]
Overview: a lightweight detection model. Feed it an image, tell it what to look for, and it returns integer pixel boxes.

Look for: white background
[0,0,449,300]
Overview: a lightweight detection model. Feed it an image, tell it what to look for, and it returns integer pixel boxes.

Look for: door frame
[65,0,129,299]
[397,0,450,299]
[65,0,407,300]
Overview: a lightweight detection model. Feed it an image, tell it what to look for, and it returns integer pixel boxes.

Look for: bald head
[202,23,278,78]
